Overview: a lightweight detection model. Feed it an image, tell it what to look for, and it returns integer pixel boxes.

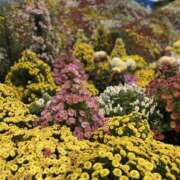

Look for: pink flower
[79,111,86,117]
[81,122,90,128]
[67,118,76,125]
[68,109,76,117]
[73,127,84,139]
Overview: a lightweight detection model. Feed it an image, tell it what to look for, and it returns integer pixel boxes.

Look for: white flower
[94,51,108,62]
[111,57,127,73]
[126,59,137,71]
[135,106,140,112]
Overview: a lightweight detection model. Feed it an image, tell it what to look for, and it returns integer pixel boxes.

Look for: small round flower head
[111,57,127,73]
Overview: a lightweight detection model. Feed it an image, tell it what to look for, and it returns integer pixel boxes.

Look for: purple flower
[123,73,136,85]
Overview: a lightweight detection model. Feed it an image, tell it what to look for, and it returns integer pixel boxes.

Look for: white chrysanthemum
[99,84,163,130]
[126,59,137,71]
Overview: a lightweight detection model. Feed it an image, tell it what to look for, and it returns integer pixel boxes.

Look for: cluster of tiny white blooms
[99,84,163,122]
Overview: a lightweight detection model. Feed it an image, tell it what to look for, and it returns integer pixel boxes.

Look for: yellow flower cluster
[0,49,179,179]
[66,135,180,180]
[5,50,56,103]
[111,38,127,58]
[0,120,179,179]
[23,82,56,103]
[0,83,19,99]
[0,97,36,132]
[0,125,100,179]
[122,55,147,70]
[92,112,153,142]
[134,68,156,88]
[167,39,180,57]
[85,81,99,96]
[73,42,95,72]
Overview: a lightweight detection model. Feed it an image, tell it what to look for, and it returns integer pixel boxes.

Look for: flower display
[0,125,94,178]
[53,53,88,85]
[111,38,127,58]
[99,84,164,132]
[0,1,180,178]
[85,81,99,96]
[147,73,180,143]
[123,73,137,85]
[22,82,56,104]
[89,57,112,92]
[0,97,36,132]
[0,83,19,99]
[99,84,159,117]
[93,51,108,63]
[6,0,61,64]
[167,39,180,58]
[73,42,95,72]
[156,56,180,76]
[65,135,180,180]
[122,55,147,70]
[36,81,105,139]
[0,116,179,179]
[92,112,153,142]
[29,92,52,115]
[5,50,56,103]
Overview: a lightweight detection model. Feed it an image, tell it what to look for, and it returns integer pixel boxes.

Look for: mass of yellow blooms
[5,50,56,103]
[0,109,179,179]
[135,68,156,88]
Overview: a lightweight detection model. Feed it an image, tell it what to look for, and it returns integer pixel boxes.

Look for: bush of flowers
[29,92,52,115]
[0,113,180,179]
[122,55,147,71]
[0,83,19,99]
[22,82,56,104]
[89,56,112,92]
[111,38,127,58]
[5,50,56,103]
[0,125,97,179]
[100,84,161,115]
[147,56,180,143]
[52,53,88,85]
[0,1,180,179]
[65,135,180,180]
[92,112,153,143]
[36,81,105,139]
[0,97,36,132]
[166,39,180,58]
[134,68,156,88]
[73,42,95,72]
[5,0,61,64]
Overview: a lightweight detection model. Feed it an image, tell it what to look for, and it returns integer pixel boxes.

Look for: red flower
[42,148,52,157]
